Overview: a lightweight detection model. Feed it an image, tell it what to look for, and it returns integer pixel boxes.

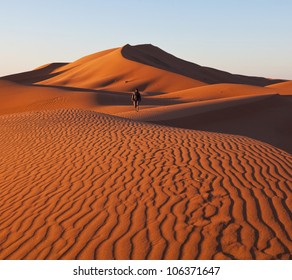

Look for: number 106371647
[166,266,220,276]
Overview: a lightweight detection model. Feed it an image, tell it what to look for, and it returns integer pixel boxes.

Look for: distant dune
[1,63,68,84]
[2,44,285,91]
[121,44,285,86]
[0,44,291,260]
[266,81,292,95]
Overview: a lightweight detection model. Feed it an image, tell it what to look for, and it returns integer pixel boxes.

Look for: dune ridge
[115,94,277,121]
[155,83,278,101]
[0,109,291,260]
[2,46,206,93]
[1,44,285,92]
[1,78,290,154]
[1,63,68,84]
[121,44,285,86]
[0,44,291,260]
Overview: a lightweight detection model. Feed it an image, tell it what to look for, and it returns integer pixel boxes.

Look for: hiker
[131,88,142,112]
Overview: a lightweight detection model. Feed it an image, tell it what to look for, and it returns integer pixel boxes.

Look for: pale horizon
[0,0,291,265]
[0,0,292,80]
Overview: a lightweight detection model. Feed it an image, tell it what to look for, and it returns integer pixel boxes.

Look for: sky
[0,0,291,79]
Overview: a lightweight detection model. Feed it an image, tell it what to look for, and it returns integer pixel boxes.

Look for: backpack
[133,91,141,102]
[135,91,141,101]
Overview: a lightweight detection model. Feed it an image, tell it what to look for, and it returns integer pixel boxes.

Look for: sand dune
[267,80,292,89]
[0,44,291,260]
[121,44,285,86]
[11,46,206,93]
[2,44,285,93]
[0,80,137,115]
[0,80,95,114]
[155,83,278,102]
[267,81,292,95]
[0,69,291,153]
[114,93,292,154]
[0,109,291,260]
[153,94,292,154]
[115,94,276,121]
[1,63,68,84]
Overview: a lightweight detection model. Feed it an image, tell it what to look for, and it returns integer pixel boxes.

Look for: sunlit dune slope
[0,109,291,260]
[0,80,96,114]
[0,48,118,84]
[1,44,285,93]
[0,42,291,262]
[155,83,278,102]
[37,46,205,92]
[1,78,291,154]
[0,80,134,115]
[1,63,68,84]
[267,81,292,95]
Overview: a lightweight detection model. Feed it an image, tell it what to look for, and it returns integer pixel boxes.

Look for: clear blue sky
[0,0,291,79]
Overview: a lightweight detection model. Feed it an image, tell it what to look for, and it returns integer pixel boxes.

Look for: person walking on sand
[131,88,142,112]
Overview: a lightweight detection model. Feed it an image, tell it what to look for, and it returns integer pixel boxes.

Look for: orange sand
[0,44,291,260]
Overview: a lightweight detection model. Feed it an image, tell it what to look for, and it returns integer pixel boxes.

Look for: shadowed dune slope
[0,109,291,260]
[115,94,276,121]
[153,94,292,154]
[1,79,291,153]
[1,63,68,84]
[0,80,137,115]
[121,44,284,86]
[0,80,98,114]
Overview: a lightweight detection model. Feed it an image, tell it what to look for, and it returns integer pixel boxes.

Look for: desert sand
[0,44,291,260]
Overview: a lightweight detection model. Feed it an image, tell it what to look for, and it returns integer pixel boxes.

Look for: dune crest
[0,44,291,260]
[1,44,285,92]
[121,44,285,86]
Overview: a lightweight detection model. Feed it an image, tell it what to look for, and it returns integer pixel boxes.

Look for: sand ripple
[0,109,291,259]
